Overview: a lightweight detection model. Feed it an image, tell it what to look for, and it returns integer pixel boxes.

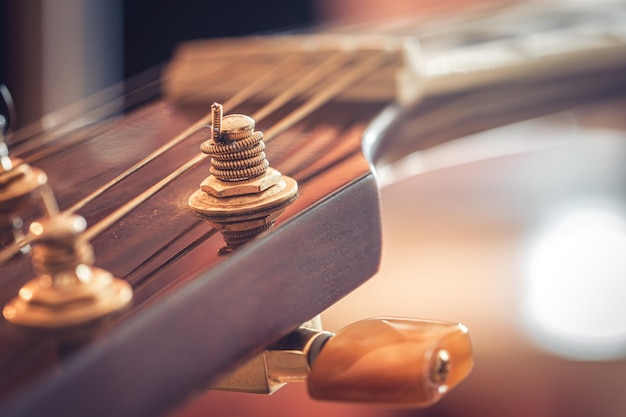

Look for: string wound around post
[189,103,298,253]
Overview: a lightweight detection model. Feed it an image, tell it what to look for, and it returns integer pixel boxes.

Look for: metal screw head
[220,114,255,141]
[431,349,451,383]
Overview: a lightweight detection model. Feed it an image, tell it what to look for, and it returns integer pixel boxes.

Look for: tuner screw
[2,213,132,328]
[432,349,451,383]
[189,103,298,251]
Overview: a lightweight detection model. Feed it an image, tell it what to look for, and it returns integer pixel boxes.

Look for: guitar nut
[200,167,282,198]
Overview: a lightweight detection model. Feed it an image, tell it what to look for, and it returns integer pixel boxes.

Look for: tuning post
[2,210,133,328]
[189,103,298,252]
[215,317,473,407]
[0,86,48,251]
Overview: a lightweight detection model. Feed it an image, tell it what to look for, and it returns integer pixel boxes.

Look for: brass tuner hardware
[215,317,473,407]
[0,86,48,247]
[2,214,133,328]
[189,103,298,252]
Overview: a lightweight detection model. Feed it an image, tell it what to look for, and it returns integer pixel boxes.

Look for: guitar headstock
[0,48,391,415]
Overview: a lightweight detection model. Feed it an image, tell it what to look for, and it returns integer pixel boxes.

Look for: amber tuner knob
[307,318,473,407]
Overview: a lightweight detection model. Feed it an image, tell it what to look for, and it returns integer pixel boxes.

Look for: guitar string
[262,53,387,143]
[251,51,353,121]
[12,42,259,149]
[83,52,392,241]
[89,51,356,281]
[9,10,460,157]
[68,51,347,214]
[15,48,268,161]
[130,227,219,289]
[10,37,241,147]
[30,33,359,155]
[67,54,303,214]
[10,37,283,148]
[124,117,370,286]
[0,56,301,263]
[70,50,348,216]
[16,61,235,164]
[123,218,210,284]
[0,59,552,264]
[9,66,165,147]
[0,50,389,262]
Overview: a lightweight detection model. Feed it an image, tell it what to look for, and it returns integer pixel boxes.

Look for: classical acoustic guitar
[1,2,626,416]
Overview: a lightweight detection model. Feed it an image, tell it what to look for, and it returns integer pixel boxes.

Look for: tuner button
[307,318,473,407]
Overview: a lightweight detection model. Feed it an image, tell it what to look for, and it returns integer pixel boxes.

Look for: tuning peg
[215,317,473,407]
[0,85,48,251]
[2,213,133,328]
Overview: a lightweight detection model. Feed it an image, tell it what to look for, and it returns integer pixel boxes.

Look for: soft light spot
[18,288,33,301]
[30,222,44,236]
[3,306,16,319]
[522,205,626,360]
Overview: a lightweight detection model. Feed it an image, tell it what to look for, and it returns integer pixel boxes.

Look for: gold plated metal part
[0,93,48,247]
[215,317,328,394]
[189,103,297,251]
[3,214,132,328]
[0,146,48,244]
[215,318,473,407]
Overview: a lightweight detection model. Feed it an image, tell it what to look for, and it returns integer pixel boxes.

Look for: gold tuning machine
[215,317,473,407]
[0,85,132,328]
[189,103,297,253]
[3,213,133,328]
[0,86,48,247]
